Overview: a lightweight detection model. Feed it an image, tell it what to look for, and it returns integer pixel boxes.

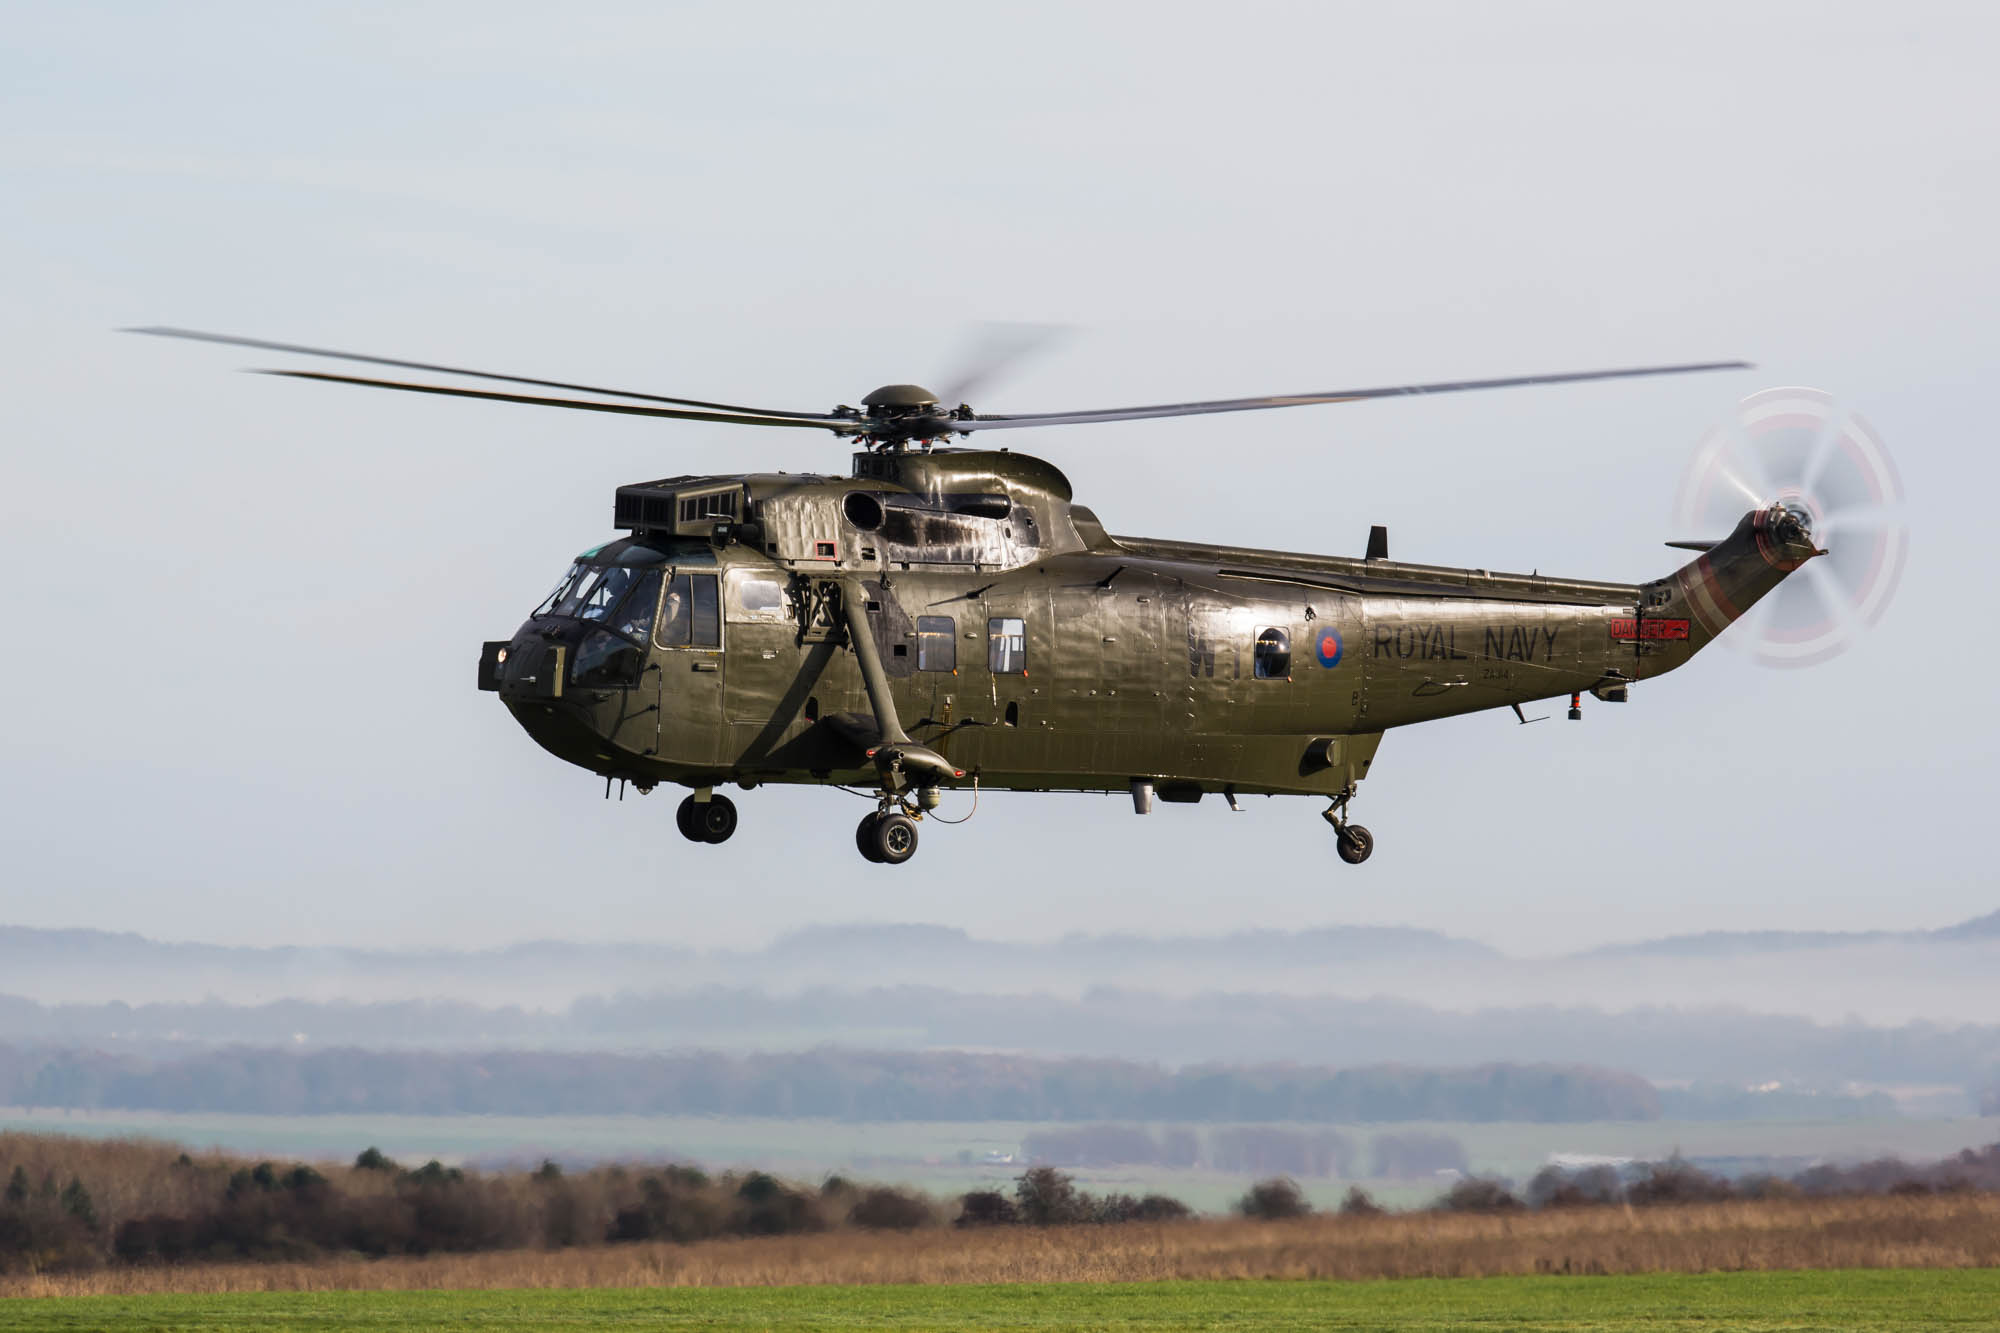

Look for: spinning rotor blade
[1673,386,1908,667]
[956,361,1751,432]
[127,326,834,421]
[260,370,862,432]
[936,322,1070,407]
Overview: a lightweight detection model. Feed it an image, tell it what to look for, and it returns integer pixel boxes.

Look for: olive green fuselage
[488,449,1809,802]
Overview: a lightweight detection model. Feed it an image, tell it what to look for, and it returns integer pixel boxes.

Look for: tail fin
[1636,504,1819,674]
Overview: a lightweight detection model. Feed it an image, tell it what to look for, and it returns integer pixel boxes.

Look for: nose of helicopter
[479,625,622,769]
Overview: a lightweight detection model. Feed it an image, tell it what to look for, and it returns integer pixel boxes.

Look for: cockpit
[528,539,721,688]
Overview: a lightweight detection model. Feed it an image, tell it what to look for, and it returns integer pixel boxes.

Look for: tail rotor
[1673,387,1907,667]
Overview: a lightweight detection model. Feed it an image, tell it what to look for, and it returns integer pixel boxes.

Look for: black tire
[698,794,738,844]
[871,813,919,865]
[1336,823,1374,865]
[855,812,885,863]
[675,795,704,843]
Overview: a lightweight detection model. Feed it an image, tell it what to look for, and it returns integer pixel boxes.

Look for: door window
[654,573,721,649]
[988,617,1026,674]
[917,616,956,672]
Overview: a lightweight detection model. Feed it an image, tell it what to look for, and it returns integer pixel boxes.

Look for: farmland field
[0,1271,1994,1330]
[0,1108,1987,1213]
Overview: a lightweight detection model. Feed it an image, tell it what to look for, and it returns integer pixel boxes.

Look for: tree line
[6,1129,1998,1277]
[0,1047,1661,1122]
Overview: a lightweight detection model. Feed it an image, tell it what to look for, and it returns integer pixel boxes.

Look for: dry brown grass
[7,1192,1997,1298]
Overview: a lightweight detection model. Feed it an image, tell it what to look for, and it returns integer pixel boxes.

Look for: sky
[2,1,1995,957]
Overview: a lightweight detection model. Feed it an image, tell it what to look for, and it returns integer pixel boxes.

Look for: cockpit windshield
[534,562,588,618]
[532,542,671,628]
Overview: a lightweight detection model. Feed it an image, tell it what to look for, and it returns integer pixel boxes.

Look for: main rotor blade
[937,322,1070,407]
[956,361,1752,432]
[259,370,862,432]
[128,326,832,421]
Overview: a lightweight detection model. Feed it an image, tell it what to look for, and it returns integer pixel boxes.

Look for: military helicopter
[134,328,1898,866]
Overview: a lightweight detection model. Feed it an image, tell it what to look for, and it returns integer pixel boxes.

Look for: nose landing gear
[676,791,738,844]
[1321,786,1374,865]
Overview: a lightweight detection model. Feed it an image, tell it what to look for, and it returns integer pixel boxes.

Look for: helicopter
[133,328,1896,866]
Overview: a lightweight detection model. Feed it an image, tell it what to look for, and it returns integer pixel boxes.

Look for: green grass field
[0,1271,1992,1330]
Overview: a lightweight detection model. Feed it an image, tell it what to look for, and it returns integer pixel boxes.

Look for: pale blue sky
[3,1,1994,955]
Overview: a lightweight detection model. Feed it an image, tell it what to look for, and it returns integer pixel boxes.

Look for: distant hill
[0,912,1995,1029]
[1574,909,2000,959]
[0,920,1494,1007]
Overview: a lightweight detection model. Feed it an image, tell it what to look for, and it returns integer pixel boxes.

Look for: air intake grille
[679,491,739,523]
[614,491,679,530]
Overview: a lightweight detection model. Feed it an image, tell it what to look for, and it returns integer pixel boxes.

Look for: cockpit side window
[655,574,693,647]
[653,572,721,649]
[690,573,720,647]
[611,568,662,642]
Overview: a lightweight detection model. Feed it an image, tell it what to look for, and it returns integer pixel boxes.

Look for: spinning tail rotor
[1672,387,1907,667]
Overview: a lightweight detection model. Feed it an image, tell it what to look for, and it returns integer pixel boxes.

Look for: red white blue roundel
[1314,626,1344,668]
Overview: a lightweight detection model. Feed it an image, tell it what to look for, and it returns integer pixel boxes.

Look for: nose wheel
[1321,787,1374,865]
[856,809,919,865]
[676,793,737,844]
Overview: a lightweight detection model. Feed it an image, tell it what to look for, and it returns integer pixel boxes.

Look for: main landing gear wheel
[857,811,919,865]
[855,812,886,863]
[676,794,737,844]
[1336,823,1374,865]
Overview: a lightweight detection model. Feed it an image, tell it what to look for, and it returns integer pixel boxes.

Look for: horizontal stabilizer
[1664,539,1718,551]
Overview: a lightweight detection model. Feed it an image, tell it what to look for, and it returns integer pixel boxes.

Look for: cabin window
[1254,627,1291,679]
[917,616,956,672]
[655,573,721,649]
[733,575,786,619]
[988,617,1027,674]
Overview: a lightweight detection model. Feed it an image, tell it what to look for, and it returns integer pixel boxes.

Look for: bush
[732,1171,824,1236]
[1338,1186,1383,1216]
[1014,1167,1086,1226]
[1093,1192,1191,1223]
[1625,1155,1733,1206]
[609,1172,725,1244]
[1437,1177,1523,1214]
[955,1190,1018,1226]
[848,1187,934,1230]
[403,1160,465,1187]
[1237,1177,1311,1220]
[1527,1164,1623,1208]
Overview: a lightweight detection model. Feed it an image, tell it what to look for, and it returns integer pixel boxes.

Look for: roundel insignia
[1314,626,1344,668]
